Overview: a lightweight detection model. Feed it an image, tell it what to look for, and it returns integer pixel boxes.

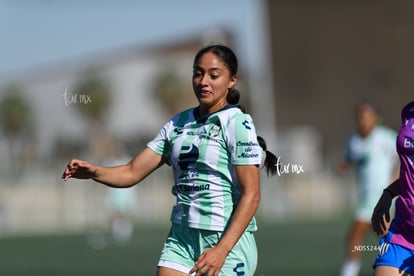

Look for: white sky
[0,0,267,79]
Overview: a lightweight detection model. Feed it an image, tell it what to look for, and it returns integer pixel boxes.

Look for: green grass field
[0,216,380,276]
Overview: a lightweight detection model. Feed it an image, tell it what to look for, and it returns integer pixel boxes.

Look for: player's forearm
[217,190,260,254]
[383,178,400,198]
[392,162,400,182]
[92,164,138,188]
[92,148,164,188]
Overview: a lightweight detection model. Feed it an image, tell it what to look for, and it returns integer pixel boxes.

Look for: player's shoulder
[216,106,259,137]
[169,107,196,123]
[217,105,252,120]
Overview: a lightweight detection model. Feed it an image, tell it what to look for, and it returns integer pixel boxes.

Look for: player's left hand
[190,246,227,276]
[62,158,97,181]
[371,191,393,236]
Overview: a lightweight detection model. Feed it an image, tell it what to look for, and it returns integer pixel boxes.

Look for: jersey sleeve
[224,112,262,165]
[146,120,172,161]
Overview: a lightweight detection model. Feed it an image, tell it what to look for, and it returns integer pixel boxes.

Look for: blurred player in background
[102,144,136,243]
[339,101,399,276]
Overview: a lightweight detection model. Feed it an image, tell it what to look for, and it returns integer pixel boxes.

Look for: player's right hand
[62,159,97,181]
[371,191,393,236]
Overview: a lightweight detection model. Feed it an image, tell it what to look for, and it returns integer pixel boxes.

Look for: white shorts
[158,260,195,275]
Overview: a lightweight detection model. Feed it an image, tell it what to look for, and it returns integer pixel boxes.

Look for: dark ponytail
[227,89,278,177]
[256,136,278,177]
[227,88,240,105]
[227,88,246,112]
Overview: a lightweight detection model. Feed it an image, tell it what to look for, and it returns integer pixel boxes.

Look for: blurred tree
[72,71,113,161]
[0,86,32,137]
[152,65,195,116]
[0,85,34,179]
[73,73,111,123]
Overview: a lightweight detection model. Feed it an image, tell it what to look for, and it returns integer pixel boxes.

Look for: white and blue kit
[345,125,397,221]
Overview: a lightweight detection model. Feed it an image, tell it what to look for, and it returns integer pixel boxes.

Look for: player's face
[192,52,237,115]
[357,106,377,137]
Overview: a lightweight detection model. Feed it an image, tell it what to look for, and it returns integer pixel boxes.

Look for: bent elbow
[254,191,261,206]
[247,189,260,209]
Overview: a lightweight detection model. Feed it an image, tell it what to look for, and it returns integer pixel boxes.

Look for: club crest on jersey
[209,125,221,137]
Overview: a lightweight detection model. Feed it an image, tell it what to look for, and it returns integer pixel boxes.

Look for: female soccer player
[339,102,399,276]
[62,44,277,276]
[371,101,414,275]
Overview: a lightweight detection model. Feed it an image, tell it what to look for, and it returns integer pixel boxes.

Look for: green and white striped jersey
[147,105,262,231]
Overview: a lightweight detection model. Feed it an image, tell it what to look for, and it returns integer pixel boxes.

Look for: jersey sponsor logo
[242,120,251,130]
[404,137,414,148]
[178,145,199,170]
[176,184,210,193]
[177,145,205,182]
[187,130,204,136]
[233,262,245,275]
[238,152,260,159]
[174,127,184,135]
[237,141,259,147]
[237,141,260,159]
